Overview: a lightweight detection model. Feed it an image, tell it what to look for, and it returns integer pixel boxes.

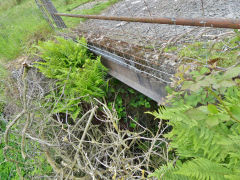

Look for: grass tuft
[0,0,119,61]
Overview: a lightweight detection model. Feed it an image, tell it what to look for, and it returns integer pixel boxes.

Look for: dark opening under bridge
[35,0,240,104]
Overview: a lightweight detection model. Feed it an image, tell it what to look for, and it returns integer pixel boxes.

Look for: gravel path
[77,0,240,44]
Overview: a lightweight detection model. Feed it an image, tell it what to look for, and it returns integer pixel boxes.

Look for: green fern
[35,37,107,119]
[150,65,240,179]
[175,158,232,180]
[149,163,191,180]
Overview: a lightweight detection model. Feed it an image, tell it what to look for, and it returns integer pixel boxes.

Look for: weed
[107,79,156,129]
[178,35,240,68]
[0,134,52,179]
[164,46,178,52]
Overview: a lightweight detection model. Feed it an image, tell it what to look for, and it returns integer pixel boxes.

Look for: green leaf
[145,102,151,108]
[197,106,208,113]
[175,158,231,180]
[200,67,210,75]
[128,88,135,94]
[72,108,81,120]
[181,81,195,90]
[218,114,231,122]
[225,174,240,180]
[222,67,240,80]
[208,104,218,114]
[130,123,136,128]
[200,75,216,86]
[230,105,240,120]
[185,109,207,121]
[206,116,219,127]
[213,80,236,89]
[188,82,202,92]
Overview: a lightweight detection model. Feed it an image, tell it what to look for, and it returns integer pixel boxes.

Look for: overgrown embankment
[1,31,239,179]
[0,37,159,179]
[0,0,240,179]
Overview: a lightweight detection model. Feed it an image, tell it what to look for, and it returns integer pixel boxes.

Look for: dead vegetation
[1,61,171,179]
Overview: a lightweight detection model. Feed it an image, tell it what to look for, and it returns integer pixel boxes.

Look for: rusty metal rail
[54,13,240,29]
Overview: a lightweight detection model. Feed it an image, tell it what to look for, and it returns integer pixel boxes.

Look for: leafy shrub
[106,79,155,129]
[165,32,240,68]
[0,134,52,179]
[149,66,240,179]
[35,37,107,119]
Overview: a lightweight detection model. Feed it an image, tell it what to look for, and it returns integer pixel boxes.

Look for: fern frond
[147,105,191,121]
[175,158,232,180]
[149,163,190,180]
[35,37,108,120]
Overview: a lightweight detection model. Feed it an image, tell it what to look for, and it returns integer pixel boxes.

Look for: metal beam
[89,45,167,104]
[54,13,240,29]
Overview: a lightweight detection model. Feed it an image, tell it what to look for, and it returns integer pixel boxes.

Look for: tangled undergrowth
[0,37,164,179]
[1,34,240,179]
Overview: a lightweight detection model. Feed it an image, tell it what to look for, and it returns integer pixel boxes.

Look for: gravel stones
[74,0,239,84]
[78,0,240,42]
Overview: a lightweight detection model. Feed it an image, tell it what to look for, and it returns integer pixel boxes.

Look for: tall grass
[0,0,51,60]
[0,0,17,12]
[58,0,119,29]
[0,0,118,61]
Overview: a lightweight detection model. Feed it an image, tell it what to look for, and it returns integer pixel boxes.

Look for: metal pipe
[54,13,240,29]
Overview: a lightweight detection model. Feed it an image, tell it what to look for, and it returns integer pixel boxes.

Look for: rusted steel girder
[54,13,240,29]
